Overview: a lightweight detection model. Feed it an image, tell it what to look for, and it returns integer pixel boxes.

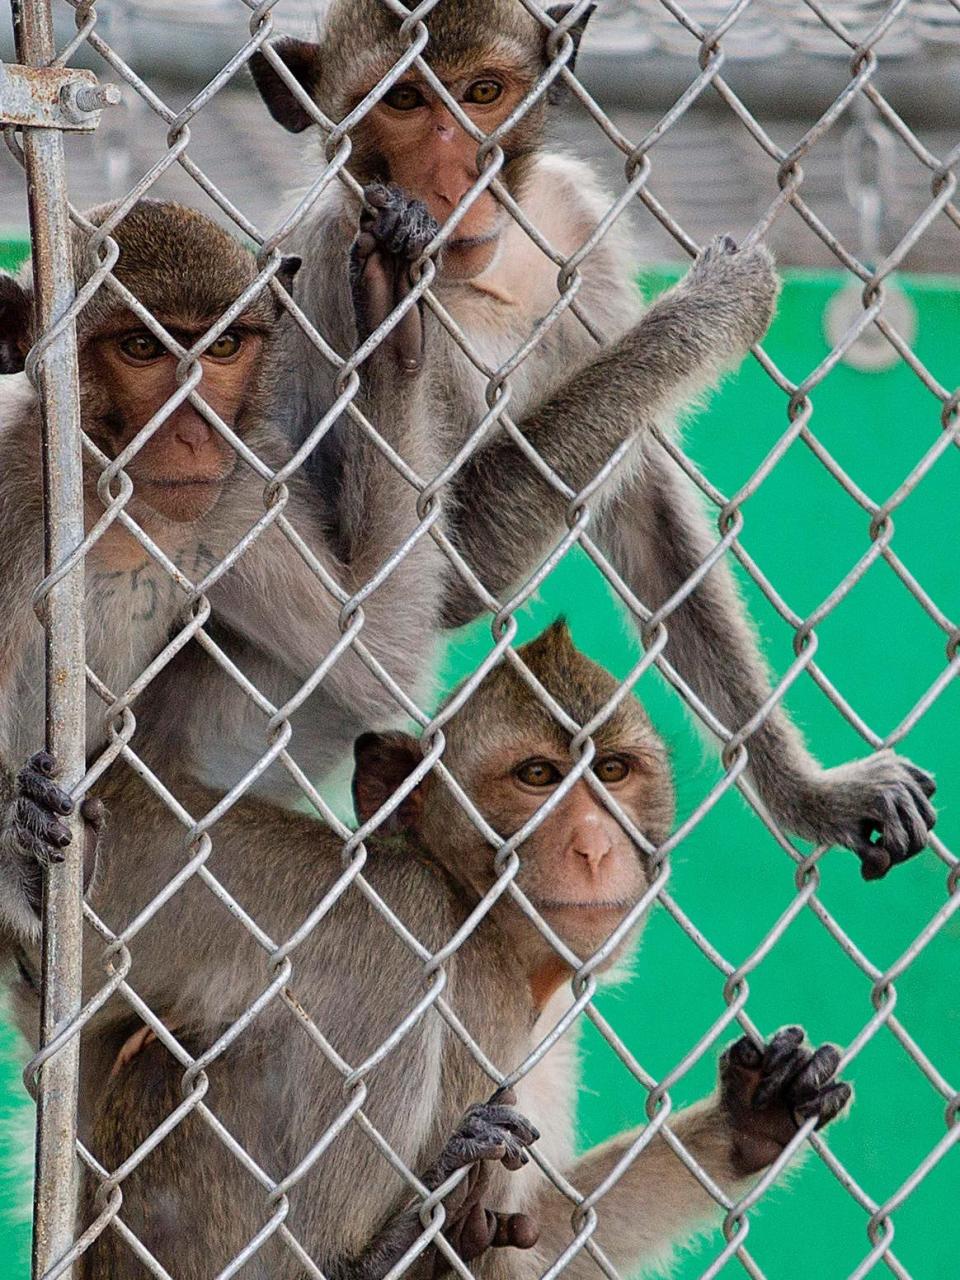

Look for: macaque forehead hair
[71,199,273,337]
[321,0,546,97]
[442,620,664,771]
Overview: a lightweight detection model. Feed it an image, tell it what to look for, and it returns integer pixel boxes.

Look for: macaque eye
[594,756,630,785]
[206,332,242,360]
[514,759,562,788]
[118,332,165,363]
[383,83,426,111]
[463,79,503,106]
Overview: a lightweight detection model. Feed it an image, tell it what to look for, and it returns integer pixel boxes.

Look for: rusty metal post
[11,0,88,1274]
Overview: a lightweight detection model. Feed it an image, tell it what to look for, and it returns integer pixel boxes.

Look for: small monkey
[75,624,850,1277]
[0,201,538,1275]
[250,0,937,880]
[0,196,439,942]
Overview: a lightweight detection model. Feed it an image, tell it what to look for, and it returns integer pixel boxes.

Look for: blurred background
[0,2,958,1278]
[2,0,960,269]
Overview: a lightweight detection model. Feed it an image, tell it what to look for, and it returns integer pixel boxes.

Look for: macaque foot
[795,751,936,880]
[423,1087,540,1266]
[350,182,440,372]
[12,751,104,911]
[720,1027,852,1176]
[681,233,780,354]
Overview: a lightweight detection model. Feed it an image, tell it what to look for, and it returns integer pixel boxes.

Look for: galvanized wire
[3,0,958,1277]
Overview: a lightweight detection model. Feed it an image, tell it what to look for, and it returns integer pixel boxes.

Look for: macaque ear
[0,273,32,374]
[249,37,322,133]
[352,731,425,836]
[276,255,302,295]
[545,3,596,102]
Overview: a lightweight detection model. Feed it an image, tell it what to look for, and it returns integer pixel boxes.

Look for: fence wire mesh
[1,1,958,1278]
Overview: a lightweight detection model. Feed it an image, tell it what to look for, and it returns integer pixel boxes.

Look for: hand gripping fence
[1,1,957,1278]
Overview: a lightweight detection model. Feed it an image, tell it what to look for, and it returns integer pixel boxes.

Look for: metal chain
[4,0,957,1277]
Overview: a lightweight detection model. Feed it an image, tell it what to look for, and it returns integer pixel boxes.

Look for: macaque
[249,0,937,880]
[0,199,538,1275]
[74,623,850,1277]
[0,195,444,941]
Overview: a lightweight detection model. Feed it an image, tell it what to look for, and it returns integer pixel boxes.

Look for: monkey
[0,193,446,943]
[0,168,792,840]
[71,621,851,1278]
[248,0,937,882]
[0,198,543,1277]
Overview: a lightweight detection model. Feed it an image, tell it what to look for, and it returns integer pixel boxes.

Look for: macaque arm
[275,188,440,570]
[441,239,778,626]
[206,466,442,726]
[596,449,937,872]
[529,1104,740,1279]
[531,1030,850,1279]
[0,397,58,943]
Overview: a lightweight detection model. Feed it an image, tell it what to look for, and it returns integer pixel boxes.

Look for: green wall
[0,252,957,1277]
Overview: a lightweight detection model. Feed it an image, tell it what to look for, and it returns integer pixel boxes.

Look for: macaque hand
[720,1027,852,1176]
[792,751,937,881]
[349,182,440,373]
[10,751,104,912]
[674,233,781,358]
[422,1086,540,1271]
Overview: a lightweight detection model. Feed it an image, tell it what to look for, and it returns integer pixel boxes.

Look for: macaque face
[464,737,669,959]
[363,66,530,280]
[83,316,265,524]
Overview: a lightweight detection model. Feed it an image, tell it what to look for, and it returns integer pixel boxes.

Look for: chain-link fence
[1,1,958,1278]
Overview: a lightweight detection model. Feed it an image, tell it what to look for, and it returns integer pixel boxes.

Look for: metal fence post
[11,0,89,1274]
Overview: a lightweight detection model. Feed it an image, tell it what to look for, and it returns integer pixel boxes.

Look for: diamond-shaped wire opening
[3,1,957,1278]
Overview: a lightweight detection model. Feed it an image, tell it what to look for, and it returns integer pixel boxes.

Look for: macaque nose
[569,815,614,875]
[173,414,211,457]
[431,166,478,212]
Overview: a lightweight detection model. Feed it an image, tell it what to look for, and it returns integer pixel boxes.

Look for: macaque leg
[83,1048,538,1280]
[598,450,937,878]
[347,1089,540,1280]
[529,1029,850,1280]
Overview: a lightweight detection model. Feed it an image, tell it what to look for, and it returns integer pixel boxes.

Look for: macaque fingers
[453,1208,540,1263]
[722,1026,851,1173]
[493,1212,540,1250]
[17,752,73,817]
[386,269,426,374]
[14,750,77,863]
[449,1201,496,1264]
[351,246,425,372]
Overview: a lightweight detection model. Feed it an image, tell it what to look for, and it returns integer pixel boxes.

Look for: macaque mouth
[447,223,504,251]
[135,475,227,489]
[534,897,634,913]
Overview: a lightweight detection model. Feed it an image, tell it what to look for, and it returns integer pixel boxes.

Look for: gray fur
[61,627,847,1277]
[256,11,936,873]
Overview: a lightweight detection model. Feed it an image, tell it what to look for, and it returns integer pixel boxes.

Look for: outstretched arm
[440,237,779,626]
[528,1029,850,1280]
[596,447,937,877]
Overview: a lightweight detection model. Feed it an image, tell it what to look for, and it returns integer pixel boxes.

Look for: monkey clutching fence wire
[0,198,545,1275]
[75,622,849,1277]
[249,0,937,879]
[0,195,740,1272]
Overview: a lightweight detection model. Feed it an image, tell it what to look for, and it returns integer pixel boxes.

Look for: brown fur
[76,625,848,1278]
[250,0,936,879]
